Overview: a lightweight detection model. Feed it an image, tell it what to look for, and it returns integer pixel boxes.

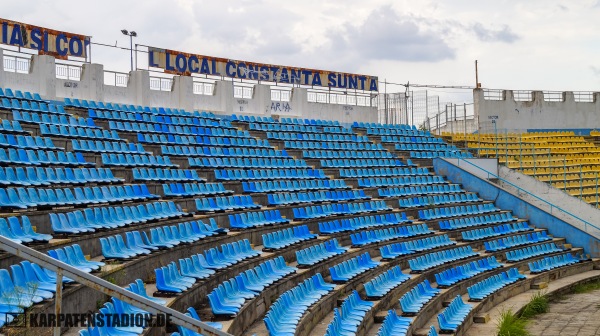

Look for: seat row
[266,131,368,142]
[0,184,158,210]
[195,195,260,212]
[318,212,412,234]
[461,222,532,241]
[0,133,60,150]
[399,193,480,208]
[243,179,346,193]
[0,148,93,167]
[0,166,122,186]
[410,151,473,159]
[155,239,260,293]
[368,128,428,137]
[137,133,271,148]
[283,140,383,150]
[378,184,462,198]
[380,135,442,143]
[437,295,473,333]
[295,239,348,267]
[0,88,44,101]
[0,119,28,134]
[303,150,394,159]
[350,224,434,246]
[101,153,177,168]
[340,167,430,178]
[13,110,96,129]
[132,167,205,182]
[484,231,551,252]
[263,274,335,335]
[162,182,233,198]
[161,145,286,158]
[528,254,581,273]
[325,291,374,336]
[395,143,452,152]
[363,265,411,299]
[68,98,216,119]
[0,215,52,244]
[435,257,503,288]
[72,139,147,154]
[228,210,289,229]
[379,233,453,256]
[408,246,479,272]
[208,257,297,316]
[100,221,210,260]
[418,203,498,220]
[506,243,564,262]
[359,175,445,188]
[231,114,276,124]
[292,200,392,220]
[2,98,66,114]
[109,120,248,138]
[280,117,341,126]
[90,109,225,127]
[375,310,413,336]
[467,268,526,301]
[262,225,317,250]
[439,212,516,230]
[400,279,440,315]
[217,168,327,181]
[249,122,320,133]
[0,261,63,328]
[322,159,407,168]
[267,190,369,205]
[48,244,105,273]
[329,252,380,283]
[40,124,122,141]
[189,157,306,169]
[50,201,187,234]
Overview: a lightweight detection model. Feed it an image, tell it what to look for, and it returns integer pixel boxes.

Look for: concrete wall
[474,88,600,134]
[444,158,498,179]
[433,158,600,257]
[0,49,378,123]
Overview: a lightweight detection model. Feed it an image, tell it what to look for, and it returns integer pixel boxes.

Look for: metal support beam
[0,235,231,336]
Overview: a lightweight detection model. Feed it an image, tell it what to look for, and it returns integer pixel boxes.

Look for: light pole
[121,29,137,72]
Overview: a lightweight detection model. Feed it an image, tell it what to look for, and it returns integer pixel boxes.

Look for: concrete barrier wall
[474,88,600,133]
[433,158,600,257]
[0,49,378,123]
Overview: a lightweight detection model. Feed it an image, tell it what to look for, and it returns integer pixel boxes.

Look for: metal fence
[56,63,82,80]
[149,76,173,91]
[3,54,30,73]
[104,70,129,87]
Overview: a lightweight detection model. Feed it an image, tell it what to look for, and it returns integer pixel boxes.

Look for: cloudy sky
[4,0,600,101]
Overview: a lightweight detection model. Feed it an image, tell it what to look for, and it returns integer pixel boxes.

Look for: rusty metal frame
[0,235,231,336]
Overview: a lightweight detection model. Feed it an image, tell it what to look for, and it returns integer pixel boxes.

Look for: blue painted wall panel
[434,158,600,257]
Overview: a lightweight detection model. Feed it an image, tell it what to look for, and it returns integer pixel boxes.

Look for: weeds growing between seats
[496,308,529,336]
[572,280,600,294]
[520,291,549,318]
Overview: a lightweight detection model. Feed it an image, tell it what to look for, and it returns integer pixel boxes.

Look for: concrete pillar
[30,54,57,100]
[172,75,194,111]
[128,70,150,106]
[81,63,104,101]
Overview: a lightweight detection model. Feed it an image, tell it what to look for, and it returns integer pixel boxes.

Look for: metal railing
[0,235,229,336]
[450,157,600,237]
[513,90,532,101]
[3,54,30,73]
[104,70,129,87]
[56,63,82,81]
[150,76,172,91]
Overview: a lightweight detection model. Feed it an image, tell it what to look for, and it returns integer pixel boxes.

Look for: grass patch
[496,308,530,336]
[520,291,549,319]
[572,280,600,294]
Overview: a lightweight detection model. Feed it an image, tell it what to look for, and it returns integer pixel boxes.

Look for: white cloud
[2,0,600,95]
